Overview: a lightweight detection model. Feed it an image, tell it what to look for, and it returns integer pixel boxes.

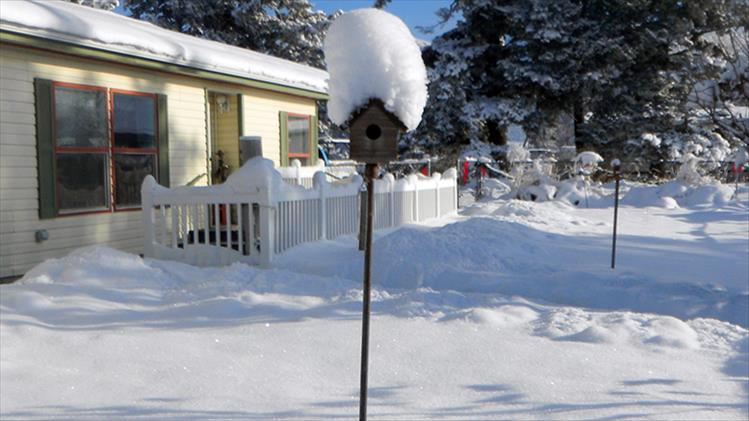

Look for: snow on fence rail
[142,158,457,267]
[278,159,358,187]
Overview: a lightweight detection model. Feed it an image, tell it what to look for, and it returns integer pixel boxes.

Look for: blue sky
[312,0,457,40]
[116,1,457,41]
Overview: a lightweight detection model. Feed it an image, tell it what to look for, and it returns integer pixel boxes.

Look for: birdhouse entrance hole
[366,124,382,140]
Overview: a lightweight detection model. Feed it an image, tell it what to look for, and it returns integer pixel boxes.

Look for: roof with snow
[0,0,328,95]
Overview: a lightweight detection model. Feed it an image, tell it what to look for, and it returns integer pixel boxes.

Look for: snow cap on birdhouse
[324,9,428,159]
[348,99,407,163]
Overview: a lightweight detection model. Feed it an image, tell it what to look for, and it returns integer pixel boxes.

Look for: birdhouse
[348,99,407,164]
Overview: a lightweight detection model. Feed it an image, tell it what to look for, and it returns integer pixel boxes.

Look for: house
[0,0,328,279]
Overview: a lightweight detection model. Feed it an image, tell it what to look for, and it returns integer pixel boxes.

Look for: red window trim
[110,88,159,211]
[50,82,159,216]
[52,82,110,216]
[286,113,312,161]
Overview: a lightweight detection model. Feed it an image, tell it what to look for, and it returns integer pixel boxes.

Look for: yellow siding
[0,44,320,278]
[0,45,210,278]
[240,89,317,166]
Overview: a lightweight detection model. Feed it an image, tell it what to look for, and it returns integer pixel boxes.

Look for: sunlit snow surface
[1,186,747,419]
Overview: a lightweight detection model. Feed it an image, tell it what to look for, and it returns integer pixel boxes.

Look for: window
[112,91,158,208]
[287,114,311,165]
[54,84,110,213]
[41,81,164,216]
[280,112,317,167]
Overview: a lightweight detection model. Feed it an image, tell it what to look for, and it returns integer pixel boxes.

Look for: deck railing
[277,159,359,187]
[142,160,457,267]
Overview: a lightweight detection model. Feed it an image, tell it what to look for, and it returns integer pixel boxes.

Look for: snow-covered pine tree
[687,27,748,150]
[125,0,330,68]
[373,0,392,9]
[66,0,120,11]
[408,0,748,175]
[576,1,748,170]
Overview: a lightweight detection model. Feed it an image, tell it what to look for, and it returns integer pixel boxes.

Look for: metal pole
[358,190,367,251]
[359,163,377,421]
[611,168,620,269]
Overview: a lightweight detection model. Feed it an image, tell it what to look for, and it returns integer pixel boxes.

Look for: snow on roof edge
[0,0,329,95]
[2,25,328,96]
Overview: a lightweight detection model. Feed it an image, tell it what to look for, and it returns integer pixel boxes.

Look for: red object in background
[463,161,470,184]
[219,204,227,226]
[420,166,429,176]
[733,163,745,173]
[480,165,487,177]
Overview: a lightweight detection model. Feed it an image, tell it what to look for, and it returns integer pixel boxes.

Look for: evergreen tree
[66,0,120,11]
[124,0,331,68]
[686,28,748,149]
[409,0,748,168]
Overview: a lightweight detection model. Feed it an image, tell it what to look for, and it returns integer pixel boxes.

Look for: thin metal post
[358,190,367,251]
[359,163,377,421]
[611,168,620,269]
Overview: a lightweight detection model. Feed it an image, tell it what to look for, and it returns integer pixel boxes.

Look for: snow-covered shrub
[574,151,604,175]
[505,144,557,201]
[733,148,749,168]
[552,151,605,207]
[621,180,733,208]
[675,152,710,186]
[506,143,530,163]
[645,129,736,177]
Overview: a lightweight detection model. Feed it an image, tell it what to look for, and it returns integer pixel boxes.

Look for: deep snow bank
[504,178,739,209]
[332,201,749,326]
[620,180,736,208]
[8,246,746,354]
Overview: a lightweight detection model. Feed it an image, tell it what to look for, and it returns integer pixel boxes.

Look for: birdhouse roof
[348,99,408,131]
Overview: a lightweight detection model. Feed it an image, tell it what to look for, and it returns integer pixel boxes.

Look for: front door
[208,91,240,183]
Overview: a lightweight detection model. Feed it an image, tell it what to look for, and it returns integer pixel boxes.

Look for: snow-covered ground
[1,184,747,420]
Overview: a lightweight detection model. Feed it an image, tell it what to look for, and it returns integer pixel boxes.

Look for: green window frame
[34,78,169,219]
[279,111,318,167]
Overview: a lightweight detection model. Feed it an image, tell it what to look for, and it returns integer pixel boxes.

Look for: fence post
[412,174,420,222]
[315,171,327,240]
[443,168,458,213]
[453,172,458,212]
[141,175,157,258]
[434,172,441,218]
[258,186,275,268]
[292,159,302,186]
[385,173,395,227]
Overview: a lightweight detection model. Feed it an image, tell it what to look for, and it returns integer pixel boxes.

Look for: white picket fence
[277,159,359,187]
[142,161,458,267]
